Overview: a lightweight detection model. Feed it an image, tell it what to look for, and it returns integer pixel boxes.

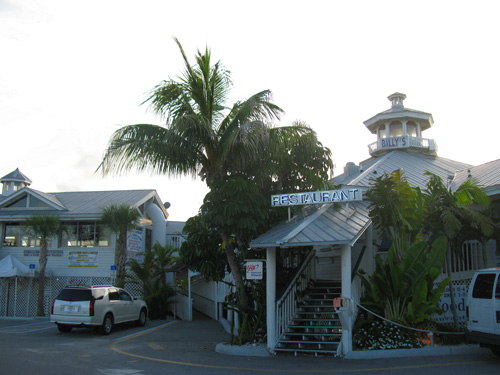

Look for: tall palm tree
[422,172,494,327]
[23,214,64,316]
[99,38,332,306]
[100,204,140,287]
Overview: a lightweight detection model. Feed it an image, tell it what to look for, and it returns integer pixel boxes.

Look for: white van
[466,268,500,357]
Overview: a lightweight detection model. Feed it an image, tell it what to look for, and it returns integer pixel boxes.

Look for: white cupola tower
[363,93,437,157]
[0,168,32,197]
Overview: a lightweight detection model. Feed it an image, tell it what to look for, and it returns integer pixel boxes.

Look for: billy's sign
[271,188,362,207]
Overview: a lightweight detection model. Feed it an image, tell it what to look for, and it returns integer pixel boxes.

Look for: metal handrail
[274,249,315,346]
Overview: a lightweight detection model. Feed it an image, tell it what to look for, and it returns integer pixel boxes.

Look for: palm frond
[98,124,200,178]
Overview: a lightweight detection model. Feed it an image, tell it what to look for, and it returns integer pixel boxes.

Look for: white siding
[0,234,118,278]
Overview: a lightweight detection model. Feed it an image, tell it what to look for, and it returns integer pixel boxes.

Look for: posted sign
[271,188,362,207]
[246,261,263,280]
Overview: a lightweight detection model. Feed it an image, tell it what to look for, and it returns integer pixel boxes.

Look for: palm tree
[23,214,64,316]
[100,204,140,287]
[99,38,332,307]
[422,172,494,327]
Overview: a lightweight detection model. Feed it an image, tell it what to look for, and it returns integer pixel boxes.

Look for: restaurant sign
[271,188,362,207]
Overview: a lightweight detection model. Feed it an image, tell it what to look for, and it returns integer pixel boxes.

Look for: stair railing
[274,249,315,347]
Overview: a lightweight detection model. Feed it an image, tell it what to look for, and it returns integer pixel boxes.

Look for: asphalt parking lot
[0,315,499,375]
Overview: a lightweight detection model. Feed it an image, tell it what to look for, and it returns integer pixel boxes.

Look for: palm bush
[128,243,177,319]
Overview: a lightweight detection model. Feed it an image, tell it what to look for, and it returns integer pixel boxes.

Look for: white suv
[466,268,500,357]
[50,285,148,335]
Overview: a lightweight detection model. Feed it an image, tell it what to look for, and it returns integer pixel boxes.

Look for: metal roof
[251,150,474,250]
[0,189,163,221]
[250,201,371,248]
[450,159,500,197]
[333,150,471,190]
[0,168,32,184]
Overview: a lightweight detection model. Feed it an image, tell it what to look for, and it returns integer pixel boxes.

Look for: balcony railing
[368,136,436,156]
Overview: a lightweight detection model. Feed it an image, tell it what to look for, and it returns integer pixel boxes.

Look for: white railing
[275,250,316,346]
[368,136,433,155]
[436,240,485,282]
[173,292,192,321]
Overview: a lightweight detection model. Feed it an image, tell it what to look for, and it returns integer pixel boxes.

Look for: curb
[215,342,271,357]
[343,344,490,359]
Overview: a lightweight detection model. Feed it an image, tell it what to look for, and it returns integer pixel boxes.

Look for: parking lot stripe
[109,321,496,373]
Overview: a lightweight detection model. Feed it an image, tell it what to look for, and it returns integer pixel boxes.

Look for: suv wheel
[100,314,113,335]
[57,324,72,333]
[136,308,147,327]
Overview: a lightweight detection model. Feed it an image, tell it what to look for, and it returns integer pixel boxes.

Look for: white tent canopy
[0,255,33,277]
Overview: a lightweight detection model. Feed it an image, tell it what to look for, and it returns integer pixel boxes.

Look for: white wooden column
[366,223,374,272]
[266,247,277,350]
[340,244,352,354]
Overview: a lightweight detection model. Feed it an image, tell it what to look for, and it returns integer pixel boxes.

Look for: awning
[250,201,372,249]
[0,255,33,277]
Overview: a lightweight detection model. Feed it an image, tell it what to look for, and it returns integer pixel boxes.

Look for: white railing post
[266,247,277,351]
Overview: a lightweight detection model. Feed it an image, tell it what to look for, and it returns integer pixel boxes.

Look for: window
[109,290,120,301]
[406,121,417,137]
[4,194,52,208]
[378,126,387,139]
[6,196,28,208]
[78,222,95,247]
[59,222,110,248]
[2,223,50,247]
[29,196,52,208]
[496,276,500,300]
[96,224,110,247]
[3,224,20,247]
[119,290,132,301]
[472,273,497,299]
[389,121,403,137]
[60,224,78,247]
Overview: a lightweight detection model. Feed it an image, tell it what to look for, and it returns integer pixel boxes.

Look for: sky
[1,0,500,222]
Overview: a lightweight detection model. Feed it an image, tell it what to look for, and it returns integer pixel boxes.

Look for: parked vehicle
[465,268,500,357]
[50,285,147,335]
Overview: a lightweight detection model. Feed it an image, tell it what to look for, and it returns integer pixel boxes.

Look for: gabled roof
[333,150,471,189]
[0,189,165,221]
[250,201,371,248]
[0,187,67,211]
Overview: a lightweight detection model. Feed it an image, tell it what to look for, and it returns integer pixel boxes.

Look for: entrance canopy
[0,255,32,277]
[250,201,371,249]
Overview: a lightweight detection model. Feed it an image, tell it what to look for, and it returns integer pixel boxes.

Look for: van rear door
[495,275,500,335]
[469,272,497,334]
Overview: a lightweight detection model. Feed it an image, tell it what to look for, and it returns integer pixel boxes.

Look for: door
[494,274,500,335]
[469,273,497,334]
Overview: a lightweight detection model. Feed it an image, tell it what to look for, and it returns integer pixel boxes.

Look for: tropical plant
[422,172,494,327]
[179,214,227,282]
[366,169,423,258]
[127,243,177,319]
[100,204,140,287]
[99,38,332,309]
[361,170,450,326]
[23,214,65,316]
[358,236,449,325]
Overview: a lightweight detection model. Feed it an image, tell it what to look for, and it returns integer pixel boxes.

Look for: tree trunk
[445,248,459,329]
[37,240,48,316]
[115,235,127,288]
[222,234,249,310]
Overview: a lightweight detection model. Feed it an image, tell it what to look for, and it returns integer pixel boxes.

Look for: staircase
[274,280,342,356]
